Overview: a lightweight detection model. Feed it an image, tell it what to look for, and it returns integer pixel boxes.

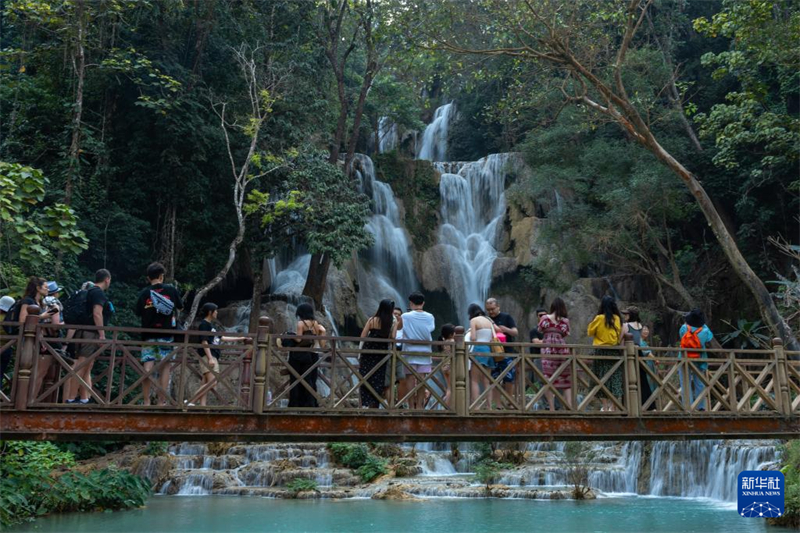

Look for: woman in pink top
[537,297,571,411]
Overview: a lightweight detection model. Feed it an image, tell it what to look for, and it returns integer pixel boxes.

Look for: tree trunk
[65,0,86,205]
[643,135,799,351]
[249,258,264,334]
[329,67,348,164]
[302,252,331,310]
[344,65,375,172]
[184,220,245,328]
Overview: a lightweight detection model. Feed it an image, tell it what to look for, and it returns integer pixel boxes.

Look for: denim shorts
[491,357,517,383]
[141,337,175,363]
[471,345,494,368]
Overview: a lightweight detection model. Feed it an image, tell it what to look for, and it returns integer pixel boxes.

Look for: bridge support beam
[2,410,798,442]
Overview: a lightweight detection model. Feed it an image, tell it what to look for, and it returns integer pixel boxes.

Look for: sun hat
[46,281,63,295]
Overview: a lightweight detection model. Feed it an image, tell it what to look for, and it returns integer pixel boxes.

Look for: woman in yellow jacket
[587,296,626,412]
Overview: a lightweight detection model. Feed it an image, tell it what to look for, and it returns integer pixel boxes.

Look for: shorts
[491,357,517,383]
[410,363,432,374]
[75,330,100,358]
[201,357,220,375]
[471,345,494,368]
[384,356,406,386]
[141,337,175,363]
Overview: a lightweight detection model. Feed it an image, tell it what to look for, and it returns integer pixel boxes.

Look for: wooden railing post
[252,316,272,414]
[728,351,738,415]
[454,326,467,416]
[624,333,640,417]
[15,306,41,410]
[241,334,253,409]
[773,338,791,416]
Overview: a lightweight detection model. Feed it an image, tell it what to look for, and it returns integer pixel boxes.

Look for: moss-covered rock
[374,152,440,251]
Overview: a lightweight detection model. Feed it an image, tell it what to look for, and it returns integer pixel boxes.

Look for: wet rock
[372,443,404,458]
[131,455,175,489]
[372,486,423,501]
[392,458,422,478]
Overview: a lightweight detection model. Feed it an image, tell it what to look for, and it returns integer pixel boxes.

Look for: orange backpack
[680,326,703,358]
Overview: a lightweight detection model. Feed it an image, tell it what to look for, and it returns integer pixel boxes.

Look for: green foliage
[473,460,509,489]
[1,441,75,472]
[54,441,125,461]
[374,152,440,250]
[327,443,371,469]
[0,162,88,274]
[719,319,771,349]
[771,441,800,528]
[286,478,318,495]
[143,441,169,456]
[356,455,389,483]
[326,443,387,483]
[0,441,149,527]
[286,154,373,267]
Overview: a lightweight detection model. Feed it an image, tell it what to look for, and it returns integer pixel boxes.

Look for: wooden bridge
[2,308,798,442]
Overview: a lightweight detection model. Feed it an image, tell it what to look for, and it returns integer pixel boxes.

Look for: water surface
[8,495,787,533]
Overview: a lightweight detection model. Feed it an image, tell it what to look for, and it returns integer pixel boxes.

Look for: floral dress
[539,316,571,389]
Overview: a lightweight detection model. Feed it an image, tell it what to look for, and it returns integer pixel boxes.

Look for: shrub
[286,478,318,496]
[327,443,387,483]
[473,461,511,491]
[54,441,125,460]
[0,441,150,528]
[143,441,169,456]
[769,440,800,528]
[356,456,388,483]
[327,443,370,469]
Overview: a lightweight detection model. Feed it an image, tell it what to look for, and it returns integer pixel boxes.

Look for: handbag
[490,326,506,361]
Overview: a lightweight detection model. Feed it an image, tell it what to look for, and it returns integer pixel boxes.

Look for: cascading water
[435,154,520,324]
[417,103,455,161]
[378,117,398,153]
[353,154,418,312]
[646,440,777,501]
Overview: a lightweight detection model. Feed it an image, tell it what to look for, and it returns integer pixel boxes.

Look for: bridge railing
[1,309,796,418]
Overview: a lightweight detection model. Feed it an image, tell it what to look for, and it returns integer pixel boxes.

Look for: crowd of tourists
[1,268,714,411]
[0,263,247,406]
[284,292,714,412]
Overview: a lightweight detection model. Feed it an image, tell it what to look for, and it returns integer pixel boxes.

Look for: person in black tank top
[359,299,397,408]
[288,303,326,408]
[622,306,655,411]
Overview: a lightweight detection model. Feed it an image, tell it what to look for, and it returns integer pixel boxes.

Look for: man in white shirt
[398,292,435,409]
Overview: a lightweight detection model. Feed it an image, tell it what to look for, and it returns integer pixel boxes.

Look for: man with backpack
[0,295,16,391]
[66,269,112,404]
[135,262,183,406]
[679,308,714,411]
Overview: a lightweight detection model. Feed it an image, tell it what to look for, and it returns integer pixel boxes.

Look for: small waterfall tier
[417,103,455,162]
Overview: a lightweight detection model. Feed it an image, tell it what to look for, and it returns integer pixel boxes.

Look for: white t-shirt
[401,310,435,365]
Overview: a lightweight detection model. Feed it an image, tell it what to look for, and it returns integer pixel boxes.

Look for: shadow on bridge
[1,307,798,442]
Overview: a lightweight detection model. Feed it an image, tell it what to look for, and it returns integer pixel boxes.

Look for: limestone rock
[372,485,423,501]
[419,245,451,292]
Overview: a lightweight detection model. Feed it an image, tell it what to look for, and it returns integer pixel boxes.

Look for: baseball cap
[0,295,15,313]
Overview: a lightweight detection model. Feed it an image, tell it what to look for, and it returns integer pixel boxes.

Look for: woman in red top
[537,297,571,411]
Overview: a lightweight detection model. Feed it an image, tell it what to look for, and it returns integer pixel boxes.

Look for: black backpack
[63,288,93,325]
[3,303,19,336]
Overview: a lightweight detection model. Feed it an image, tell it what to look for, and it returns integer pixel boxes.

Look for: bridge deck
[2,410,797,442]
[2,313,798,442]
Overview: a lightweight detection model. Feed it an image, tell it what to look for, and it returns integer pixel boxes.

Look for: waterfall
[417,103,455,161]
[378,117,398,153]
[354,153,418,312]
[646,440,776,502]
[435,154,518,324]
